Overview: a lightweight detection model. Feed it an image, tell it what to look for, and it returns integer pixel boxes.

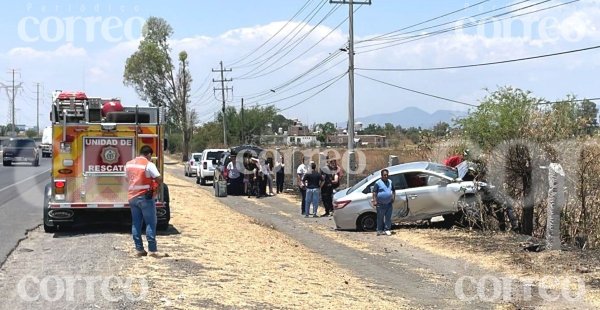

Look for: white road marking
[0,169,50,194]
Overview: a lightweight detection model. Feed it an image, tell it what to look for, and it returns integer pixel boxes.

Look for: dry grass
[119,171,410,309]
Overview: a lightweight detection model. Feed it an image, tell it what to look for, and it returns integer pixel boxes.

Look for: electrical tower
[0,70,22,136]
[212,61,233,147]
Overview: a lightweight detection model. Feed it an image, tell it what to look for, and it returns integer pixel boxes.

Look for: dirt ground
[276,189,600,308]
[121,172,408,309]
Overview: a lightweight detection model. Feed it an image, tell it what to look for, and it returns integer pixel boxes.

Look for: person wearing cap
[125,145,162,257]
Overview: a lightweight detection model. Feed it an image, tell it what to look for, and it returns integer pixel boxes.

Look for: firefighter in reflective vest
[125,145,162,257]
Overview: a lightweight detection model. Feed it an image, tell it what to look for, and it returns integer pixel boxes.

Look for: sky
[0,0,598,129]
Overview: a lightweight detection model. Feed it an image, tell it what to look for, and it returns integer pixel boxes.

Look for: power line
[364,0,491,43]
[537,98,600,105]
[360,0,532,46]
[233,0,329,70]
[356,73,477,107]
[278,72,347,112]
[227,0,315,67]
[234,50,345,101]
[247,71,347,106]
[355,0,561,53]
[237,5,347,79]
[356,45,600,71]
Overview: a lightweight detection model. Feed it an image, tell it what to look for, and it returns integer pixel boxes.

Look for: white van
[41,127,52,157]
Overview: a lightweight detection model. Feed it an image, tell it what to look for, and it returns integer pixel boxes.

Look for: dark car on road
[2,138,40,166]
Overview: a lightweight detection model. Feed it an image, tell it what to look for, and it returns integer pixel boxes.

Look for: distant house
[287,135,318,147]
[288,120,310,136]
[327,134,386,148]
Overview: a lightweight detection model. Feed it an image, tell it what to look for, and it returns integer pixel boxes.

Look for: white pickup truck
[197,149,226,185]
[41,126,52,158]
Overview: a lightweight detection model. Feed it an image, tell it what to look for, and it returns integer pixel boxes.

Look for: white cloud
[7,43,87,58]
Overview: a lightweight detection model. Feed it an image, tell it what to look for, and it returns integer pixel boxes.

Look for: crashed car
[332,161,487,231]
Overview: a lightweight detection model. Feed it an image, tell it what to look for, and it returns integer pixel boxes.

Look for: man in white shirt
[296,157,309,214]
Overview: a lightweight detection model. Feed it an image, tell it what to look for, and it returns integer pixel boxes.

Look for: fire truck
[43,91,170,232]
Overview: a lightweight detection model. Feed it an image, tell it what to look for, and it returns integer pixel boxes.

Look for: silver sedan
[332,161,485,231]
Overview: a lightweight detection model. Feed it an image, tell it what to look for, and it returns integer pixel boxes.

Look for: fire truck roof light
[101,123,117,131]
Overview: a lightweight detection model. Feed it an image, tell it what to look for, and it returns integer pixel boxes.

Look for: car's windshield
[347,172,377,194]
[193,154,201,161]
[6,140,35,148]
[207,151,223,160]
[426,163,458,179]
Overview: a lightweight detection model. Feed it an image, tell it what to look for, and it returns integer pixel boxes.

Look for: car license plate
[15,157,26,161]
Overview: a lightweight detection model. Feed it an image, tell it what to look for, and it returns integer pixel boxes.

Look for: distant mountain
[352,107,466,128]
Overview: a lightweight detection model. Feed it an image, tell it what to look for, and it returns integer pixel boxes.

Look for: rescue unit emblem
[101,146,120,164]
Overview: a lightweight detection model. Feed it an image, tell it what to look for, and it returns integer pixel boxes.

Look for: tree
[123,17,195,161]
[316,122,336,143]
[361,123,383,135]
[432,122,450,137]
[456,87,540,235]
[25,129,37,138]
[577,99,598,135]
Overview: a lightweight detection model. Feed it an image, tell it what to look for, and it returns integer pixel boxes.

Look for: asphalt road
[0,158,51,266]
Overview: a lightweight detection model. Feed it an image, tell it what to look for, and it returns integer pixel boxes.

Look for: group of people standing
[296,157,341,218]
[238,156,286,198]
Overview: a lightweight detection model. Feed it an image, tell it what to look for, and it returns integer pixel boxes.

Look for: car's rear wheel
[3,160,11,166]
[357,212,377,231]
[200,177,206,186]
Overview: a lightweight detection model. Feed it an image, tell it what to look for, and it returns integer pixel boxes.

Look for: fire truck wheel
[157,184,170,231]
[43,184,57,233]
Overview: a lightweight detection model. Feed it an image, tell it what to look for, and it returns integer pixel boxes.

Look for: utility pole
[212,61,232,147]
[330,0,371,186]
[11,69,16,136]
[36,83,40,137]
[241,98,245,144]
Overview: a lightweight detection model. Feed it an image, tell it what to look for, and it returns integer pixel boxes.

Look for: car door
[402,171,457,219]
[386,173,409,220]
[363,173,409,222]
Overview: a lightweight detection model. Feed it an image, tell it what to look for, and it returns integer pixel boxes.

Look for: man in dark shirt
[302,162,322,218]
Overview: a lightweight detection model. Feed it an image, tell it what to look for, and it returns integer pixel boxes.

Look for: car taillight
[334,200,351,209]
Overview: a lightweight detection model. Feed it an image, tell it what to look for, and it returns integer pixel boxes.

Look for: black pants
[276,172,284,193]
[259,176,267,197]
[299,187,306,214]
[322,189,333,214]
